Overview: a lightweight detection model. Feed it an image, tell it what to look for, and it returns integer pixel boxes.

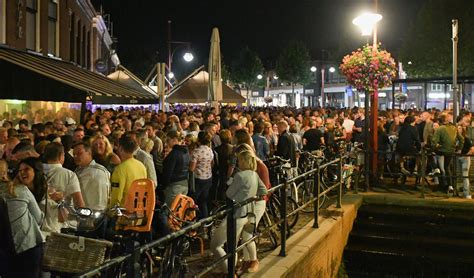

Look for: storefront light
[378,92,387,97]
[428,93,450,99]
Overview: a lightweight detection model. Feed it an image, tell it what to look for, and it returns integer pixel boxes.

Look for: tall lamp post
[167,20,194,82]
[353,9,383,180]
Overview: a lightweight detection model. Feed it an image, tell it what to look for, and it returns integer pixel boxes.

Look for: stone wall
[245,194,363,278]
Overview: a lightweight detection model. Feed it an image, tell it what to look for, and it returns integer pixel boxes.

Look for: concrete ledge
[245,194,363,278]
[360,192,474,211]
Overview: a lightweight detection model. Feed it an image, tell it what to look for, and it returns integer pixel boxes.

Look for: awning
[167,70,245,104]
[107,65,157,96]
[0,47,158,104]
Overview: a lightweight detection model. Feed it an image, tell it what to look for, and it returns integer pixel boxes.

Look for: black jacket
[276,131,297,167]
[161,145,190,188]
[397,124,421,155]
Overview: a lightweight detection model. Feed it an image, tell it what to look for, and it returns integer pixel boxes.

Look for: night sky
[92,0,427,79]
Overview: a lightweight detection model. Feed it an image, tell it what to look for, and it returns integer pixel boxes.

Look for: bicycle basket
[168,194,197,232]
[42,232,113,273]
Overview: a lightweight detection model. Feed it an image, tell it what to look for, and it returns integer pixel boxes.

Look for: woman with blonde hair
[233,144,269,273]
[210,150,267,275]
[90,134,121,173]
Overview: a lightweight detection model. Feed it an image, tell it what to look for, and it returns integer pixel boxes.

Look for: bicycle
[294,149,328,212]
[266,156,299,229]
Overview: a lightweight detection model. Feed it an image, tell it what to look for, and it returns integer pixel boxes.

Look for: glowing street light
[183,52,194,62]
[257,74,263,80]
[329,66,336,73]
[273,75,279,80]
[352,12,383,37]
[310,66,317,72]
[168,72,175,79]
[408,61,413,65]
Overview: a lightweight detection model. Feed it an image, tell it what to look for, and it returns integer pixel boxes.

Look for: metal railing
[369,146,474,199]
[75,154,352,278]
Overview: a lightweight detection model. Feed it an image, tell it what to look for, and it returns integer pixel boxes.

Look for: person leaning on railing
[210,150,267,275]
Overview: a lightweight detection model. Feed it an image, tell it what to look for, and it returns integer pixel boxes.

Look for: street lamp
[168,72,175,79]
[353,8,383,185]
[352,12,383,37]
[310,66,317,72]
[273,75,279,80]
[257,74,263,80]
[183,52,194,62]
[329,66,336,73]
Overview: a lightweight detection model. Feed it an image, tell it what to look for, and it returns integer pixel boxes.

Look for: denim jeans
[437,155,453,190]
[164,179,189,207]
[458,156,471,197]
[190,177,213,219]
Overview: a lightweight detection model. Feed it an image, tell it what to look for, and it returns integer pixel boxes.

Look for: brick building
[0,0,156,123]
[0,0,118,73]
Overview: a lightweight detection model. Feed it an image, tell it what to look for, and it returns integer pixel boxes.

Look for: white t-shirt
[42,163,81,233]
[75,160,110,211]
[343,119,355,133]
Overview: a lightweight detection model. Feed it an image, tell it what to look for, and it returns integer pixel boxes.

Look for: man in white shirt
[128,132,158,187]
[42,142,85,233]
[73,142,110,211]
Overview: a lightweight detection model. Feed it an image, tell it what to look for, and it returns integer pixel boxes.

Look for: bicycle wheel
[269,194,299,229]
[160,239,187,278]
[297,180,314,213]
[256,211,280,250]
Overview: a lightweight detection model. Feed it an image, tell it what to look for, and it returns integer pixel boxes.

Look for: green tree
[399,0,474,77]
[231,47,264,104]
[276,41,311,106]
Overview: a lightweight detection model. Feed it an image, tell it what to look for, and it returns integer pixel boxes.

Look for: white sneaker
[447,186,454,197]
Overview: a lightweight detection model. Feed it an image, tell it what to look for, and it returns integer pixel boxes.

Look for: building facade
[1,0,118,73]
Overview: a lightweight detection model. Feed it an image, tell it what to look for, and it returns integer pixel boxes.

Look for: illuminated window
[47,0,58,55]
[26,0,38,50]
[431,84,442,92]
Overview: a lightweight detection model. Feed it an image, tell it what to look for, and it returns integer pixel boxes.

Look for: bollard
[279,181,288,257]
[226,198,237,277]
[125,240,140,278]
[313,165,320,229]
[337,158,343,208]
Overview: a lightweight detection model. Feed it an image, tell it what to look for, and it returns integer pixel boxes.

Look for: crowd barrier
[74,154,351,278]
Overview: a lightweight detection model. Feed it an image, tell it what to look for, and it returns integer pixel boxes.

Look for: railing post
[313,164,320,228]
[226,198,237,277]
[279,181,288,257]
[337,157,343,208]
[125,240,140,278]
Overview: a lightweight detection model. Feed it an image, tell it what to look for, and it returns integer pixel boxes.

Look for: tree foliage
[276,41,312,86]
[399,0,474,77]
[230,47,264,88]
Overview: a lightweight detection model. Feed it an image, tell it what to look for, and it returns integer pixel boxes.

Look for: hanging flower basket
[339,44,397,93]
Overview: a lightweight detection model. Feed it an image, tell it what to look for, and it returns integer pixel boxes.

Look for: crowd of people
[0,105,473,277]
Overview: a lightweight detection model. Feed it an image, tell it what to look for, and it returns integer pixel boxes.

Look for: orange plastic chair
[119,179,156,232]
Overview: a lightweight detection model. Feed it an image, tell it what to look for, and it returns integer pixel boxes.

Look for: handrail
[75,153,351,278]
